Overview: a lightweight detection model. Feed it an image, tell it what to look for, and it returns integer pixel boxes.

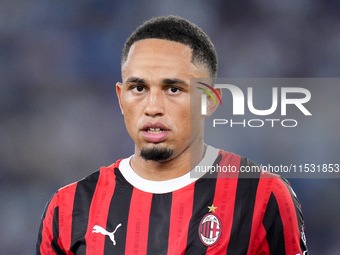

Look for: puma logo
[92,224,122,245]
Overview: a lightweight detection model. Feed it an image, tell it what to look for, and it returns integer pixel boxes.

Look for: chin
[140,146,174,162]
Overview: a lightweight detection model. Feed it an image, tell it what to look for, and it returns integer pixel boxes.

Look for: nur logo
[196,82,222,115]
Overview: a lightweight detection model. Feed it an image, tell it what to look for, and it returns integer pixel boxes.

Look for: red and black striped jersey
[37,146,308,255]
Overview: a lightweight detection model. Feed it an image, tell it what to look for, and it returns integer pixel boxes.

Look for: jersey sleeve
[37,180,78,255]
[36,191,66,255]
[263,177,308,255]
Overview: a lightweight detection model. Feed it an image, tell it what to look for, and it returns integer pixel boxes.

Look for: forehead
[124,39,192,63]
[121,39,209,79]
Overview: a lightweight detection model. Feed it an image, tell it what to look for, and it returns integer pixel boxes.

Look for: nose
[144,89,165,117]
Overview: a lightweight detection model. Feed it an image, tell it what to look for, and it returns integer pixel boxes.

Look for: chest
[66,178,267,254]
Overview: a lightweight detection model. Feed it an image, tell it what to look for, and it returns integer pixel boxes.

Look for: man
[37,15,308,254]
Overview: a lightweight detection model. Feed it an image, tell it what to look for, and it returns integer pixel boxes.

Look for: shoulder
[217,149,262,171]
[264,175,303,220]
[216,149,298,203]
[51,159,124,206]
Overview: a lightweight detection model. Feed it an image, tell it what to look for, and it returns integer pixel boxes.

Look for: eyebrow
[162,78,187,86]
[126,77,146,84]
[125,77,188,86]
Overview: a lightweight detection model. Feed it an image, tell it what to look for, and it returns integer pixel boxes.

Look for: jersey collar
[118,145,219,194]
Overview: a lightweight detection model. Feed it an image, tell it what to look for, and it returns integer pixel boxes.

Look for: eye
[131,85,146,93]
[167,86,181,94]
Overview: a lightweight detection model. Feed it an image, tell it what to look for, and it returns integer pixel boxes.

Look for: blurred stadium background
[0,0,339,254]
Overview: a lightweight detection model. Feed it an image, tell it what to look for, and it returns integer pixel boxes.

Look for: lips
[141,122,170,143]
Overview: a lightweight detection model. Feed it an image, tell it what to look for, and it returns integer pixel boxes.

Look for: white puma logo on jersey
[92,224,122,245]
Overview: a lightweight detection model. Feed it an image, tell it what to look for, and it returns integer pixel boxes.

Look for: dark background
[0,1,339,254]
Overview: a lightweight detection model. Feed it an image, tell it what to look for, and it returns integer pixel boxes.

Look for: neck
[130,142,206,181]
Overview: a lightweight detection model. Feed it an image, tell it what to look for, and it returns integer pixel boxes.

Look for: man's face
[117,39,209,162]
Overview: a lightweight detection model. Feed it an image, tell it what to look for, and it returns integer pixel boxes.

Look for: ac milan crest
[198,206,222,246]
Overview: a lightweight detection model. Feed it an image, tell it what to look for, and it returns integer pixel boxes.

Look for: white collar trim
[118,145,219,194]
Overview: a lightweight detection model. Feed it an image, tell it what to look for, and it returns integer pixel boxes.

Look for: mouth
[142,122,169,132]
[141,122,170,143]
[146,128,165,134]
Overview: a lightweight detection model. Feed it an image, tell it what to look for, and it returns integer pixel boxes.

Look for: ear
[116,82,124,115]
[205,88,222,117]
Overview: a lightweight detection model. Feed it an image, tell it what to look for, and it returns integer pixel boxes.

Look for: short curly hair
[122,15,218,78]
